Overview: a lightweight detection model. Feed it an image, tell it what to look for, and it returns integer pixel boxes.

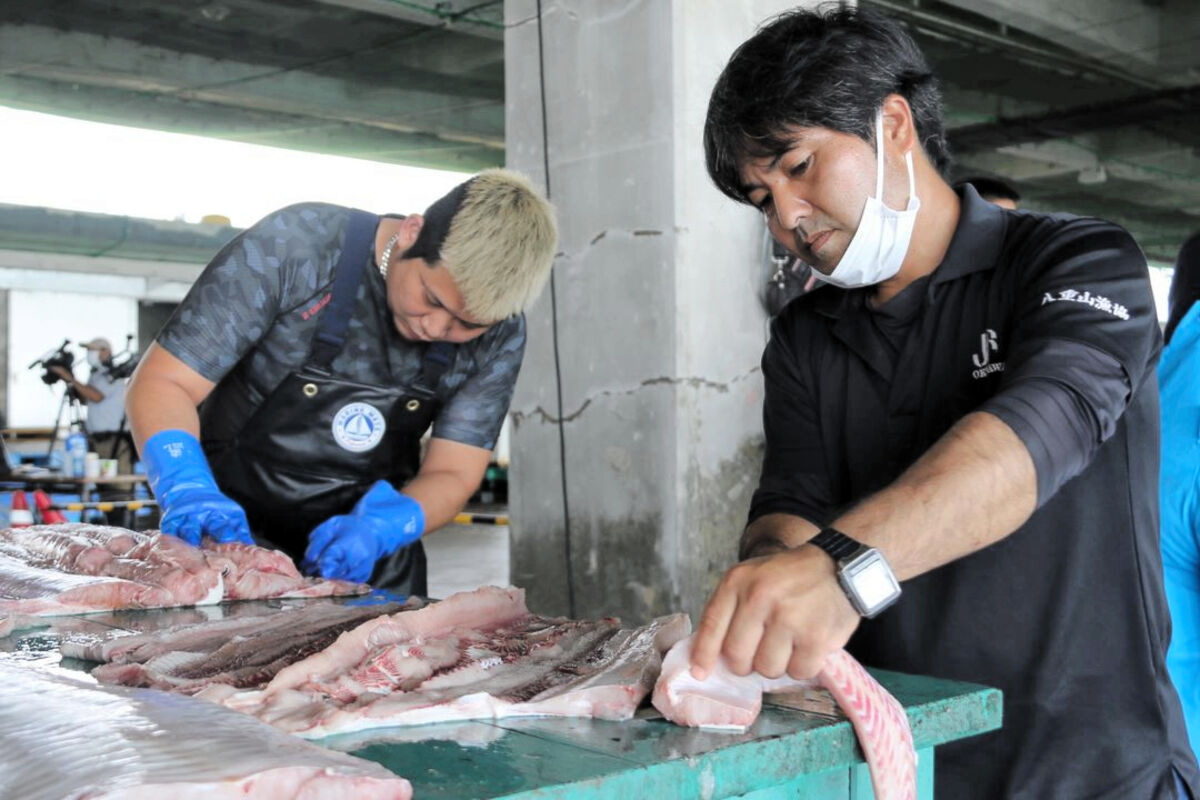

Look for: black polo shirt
[752,187,1198,799]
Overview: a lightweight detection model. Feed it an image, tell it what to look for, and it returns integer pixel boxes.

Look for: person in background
[126,170,557,597]
[50,337,134,472]
[955,175,1020,210]
[1161,231,1200,757]
[691,7,1196,798]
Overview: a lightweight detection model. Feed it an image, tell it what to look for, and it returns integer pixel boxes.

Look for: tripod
[44,384,87,464]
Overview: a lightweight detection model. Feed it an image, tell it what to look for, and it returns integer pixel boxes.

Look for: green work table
[1,602,1001,799]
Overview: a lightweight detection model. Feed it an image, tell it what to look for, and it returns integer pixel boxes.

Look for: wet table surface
[1,597,1002,800]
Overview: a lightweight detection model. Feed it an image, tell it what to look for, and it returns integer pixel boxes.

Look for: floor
[424,521,510,599]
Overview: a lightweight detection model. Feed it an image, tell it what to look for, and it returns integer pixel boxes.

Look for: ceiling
[0,0,1198,262]
[0,0,505,173]
[868,0,1200,263]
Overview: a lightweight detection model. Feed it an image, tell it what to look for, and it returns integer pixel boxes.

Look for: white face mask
[87,352,102,369]
[816,112,920,289]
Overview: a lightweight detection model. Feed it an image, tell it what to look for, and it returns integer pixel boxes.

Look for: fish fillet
[0,524,366,631]
[652,635,917,800]
[169,587,691,739]
[78,602,407,693]
[0,662,412,800]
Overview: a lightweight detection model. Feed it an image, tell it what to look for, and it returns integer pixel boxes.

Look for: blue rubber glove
[302,480,425,583]
[142,429,254,547]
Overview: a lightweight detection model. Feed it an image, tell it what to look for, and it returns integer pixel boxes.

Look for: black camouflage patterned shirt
[157,202,525,450]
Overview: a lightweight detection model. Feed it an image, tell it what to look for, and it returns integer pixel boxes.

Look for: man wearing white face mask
[51,337,133,473]
[690,7,1196,800]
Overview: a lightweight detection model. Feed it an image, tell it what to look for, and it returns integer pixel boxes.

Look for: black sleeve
[748,314,834,528]
[979,219,1161,506]
[432,316,527,450]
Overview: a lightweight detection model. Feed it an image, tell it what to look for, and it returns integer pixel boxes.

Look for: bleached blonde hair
[440,169,558,323]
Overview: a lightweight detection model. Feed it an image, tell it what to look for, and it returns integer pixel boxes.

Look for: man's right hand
[689,546,860,682]
[141,429,253,547]
[158,486,252,547]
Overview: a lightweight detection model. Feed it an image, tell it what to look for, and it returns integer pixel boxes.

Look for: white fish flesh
[216,586,691,738]
[74,601,408,693]
[652,635,917,800]
[0,662,412,800]
[0,524,367,631]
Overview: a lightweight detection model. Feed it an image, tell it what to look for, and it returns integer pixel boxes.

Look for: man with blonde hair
[127,170,557,594]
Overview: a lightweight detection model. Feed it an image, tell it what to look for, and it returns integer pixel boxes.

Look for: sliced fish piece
[80,602,406,694]
[231,587,690,738]
[652,635,917,800]
[0,662,412,800]
[0,524,366,628]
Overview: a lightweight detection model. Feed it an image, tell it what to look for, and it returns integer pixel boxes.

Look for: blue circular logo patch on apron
[332,402,387,452]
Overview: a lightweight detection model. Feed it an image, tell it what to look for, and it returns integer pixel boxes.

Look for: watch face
[851,557,900,609]
[843,550,901,615]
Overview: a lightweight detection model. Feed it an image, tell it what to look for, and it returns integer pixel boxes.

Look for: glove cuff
[143,430,217,497]
[361,480,425,552]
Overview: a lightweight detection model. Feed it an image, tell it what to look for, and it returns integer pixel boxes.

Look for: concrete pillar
[504,0,800,623]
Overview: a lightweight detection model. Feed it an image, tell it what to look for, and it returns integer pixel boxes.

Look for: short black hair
[957,175,1021,204]
[704,4,950,204]
[1165,231,1200,345]
[402,177,476,264]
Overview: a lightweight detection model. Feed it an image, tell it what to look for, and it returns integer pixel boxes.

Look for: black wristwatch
[809,528,901,618]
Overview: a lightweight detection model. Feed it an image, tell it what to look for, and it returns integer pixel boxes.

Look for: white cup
[84,452,100,478]
[99,459,119,478]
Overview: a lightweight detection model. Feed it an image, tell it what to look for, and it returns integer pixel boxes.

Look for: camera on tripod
[103,334,139,380]
[28,340,75,386]
[106,351,139,381]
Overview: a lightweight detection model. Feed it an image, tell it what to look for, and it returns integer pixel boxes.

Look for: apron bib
[200,210,455,596]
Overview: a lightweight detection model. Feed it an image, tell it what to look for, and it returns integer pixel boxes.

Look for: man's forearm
[402,470,476,535]
[73,381,104,404]
[126,375,202,451]
[834,411,1037,580]
[743,411,1037,580]
[740,513,820,560]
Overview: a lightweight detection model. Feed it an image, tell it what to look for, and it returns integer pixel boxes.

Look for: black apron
[199,210,455,596]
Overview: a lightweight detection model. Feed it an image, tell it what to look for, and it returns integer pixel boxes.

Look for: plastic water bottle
[65,429,88,478]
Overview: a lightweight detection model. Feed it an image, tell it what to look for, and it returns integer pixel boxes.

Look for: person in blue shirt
[1162,231,1200,756]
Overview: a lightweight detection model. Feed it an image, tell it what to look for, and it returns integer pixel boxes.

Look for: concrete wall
[504,0,799,623]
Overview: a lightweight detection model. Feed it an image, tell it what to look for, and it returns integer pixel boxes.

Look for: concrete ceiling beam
[315,0,504,41]
[0,25,504,150]
[949,83,1200,153]
[0,75,501,171]
[938,0,1161,68]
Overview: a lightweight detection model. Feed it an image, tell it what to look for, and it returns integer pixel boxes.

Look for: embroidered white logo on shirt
[332,402,387,452]
[165,443,184,458]
[1041,288,1130,320]
[972,328,1005,379]
[972,329,999,368]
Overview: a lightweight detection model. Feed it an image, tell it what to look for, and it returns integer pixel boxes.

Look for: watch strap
[809,527,863,563]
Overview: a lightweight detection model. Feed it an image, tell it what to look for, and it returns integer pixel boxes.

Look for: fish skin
[80,603,407,694]
[0,524,367,625]
[652,635,917,800]
[175,587,692,740]
[0,662,412,800]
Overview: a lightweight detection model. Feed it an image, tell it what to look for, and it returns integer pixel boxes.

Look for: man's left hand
[302,480,425,583]
[689,545,861,681]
